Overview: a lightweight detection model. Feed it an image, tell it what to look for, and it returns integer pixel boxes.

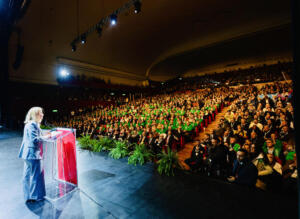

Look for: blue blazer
[232,159,258,187]
[19,122,43,160]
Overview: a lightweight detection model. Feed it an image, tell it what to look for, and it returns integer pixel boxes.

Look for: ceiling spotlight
[96,26,102,37]
[178,77,182,80]
[81,35,86,44]
[110,14,117,25]
[71,44,76,52]
[134,1,141,14]
[60,68,69,77]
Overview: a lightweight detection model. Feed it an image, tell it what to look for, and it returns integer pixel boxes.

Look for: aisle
[177,106,230,170]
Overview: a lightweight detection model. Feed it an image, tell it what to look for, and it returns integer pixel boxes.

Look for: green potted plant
[109,140,130,159]
[99,137,114,151]
[157,148,181,176]
[78,134,93,150]
[128,143,153,166]
[91,139,104,152]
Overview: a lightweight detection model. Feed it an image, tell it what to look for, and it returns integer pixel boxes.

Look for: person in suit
[227,149,258,187]
[206,137,229,177]
[165,130,174,150]
[18,107,50,203]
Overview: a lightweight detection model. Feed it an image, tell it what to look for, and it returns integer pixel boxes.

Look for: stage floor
[0,130,298,219]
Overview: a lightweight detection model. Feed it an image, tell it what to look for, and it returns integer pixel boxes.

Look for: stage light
[134,1,141,14]
[52,109,58,113]
[71,0,144,48]
[81,35,86,44]
[60,68,69,77]
[179,77,182,80]
[122,93,126,96]
[110,14,117,25]
[96,26,102,37]
[71,44,76,52]
[110,92,115,95]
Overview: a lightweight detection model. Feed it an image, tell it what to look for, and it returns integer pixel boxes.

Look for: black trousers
[185,158,203,170]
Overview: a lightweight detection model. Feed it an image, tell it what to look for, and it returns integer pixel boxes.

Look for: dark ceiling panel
[149,24,293,79]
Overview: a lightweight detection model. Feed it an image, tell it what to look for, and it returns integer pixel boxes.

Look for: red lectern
[42,128,78,202]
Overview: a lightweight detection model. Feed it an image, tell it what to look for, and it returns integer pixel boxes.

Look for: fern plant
[128,143,153,166]
[99,137,114,151]
[109,141,129,159]
[91,139,104,152]
[157,148,181,176]
[78,134,93,150]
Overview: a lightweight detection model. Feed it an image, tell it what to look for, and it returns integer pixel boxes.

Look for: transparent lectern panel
[42,128,77,202]
[42,140,58,185]
[45,181,77,200]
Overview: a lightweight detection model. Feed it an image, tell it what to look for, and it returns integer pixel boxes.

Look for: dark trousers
[22,159,46,201]
[185,158,203,171]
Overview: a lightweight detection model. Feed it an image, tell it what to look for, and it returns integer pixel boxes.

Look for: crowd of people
[185,82,296,194]
[51,86,234,153]
[48,62,296,194]
[164,61,292,92]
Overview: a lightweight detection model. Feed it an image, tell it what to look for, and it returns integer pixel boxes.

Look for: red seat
[180,136,185,149]
[195,126,199,136]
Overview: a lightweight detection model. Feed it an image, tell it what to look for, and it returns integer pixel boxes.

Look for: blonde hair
[24,107,43,124]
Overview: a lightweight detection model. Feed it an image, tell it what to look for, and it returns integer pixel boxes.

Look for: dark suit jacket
[232,159,258,187]
[165,135,174,147]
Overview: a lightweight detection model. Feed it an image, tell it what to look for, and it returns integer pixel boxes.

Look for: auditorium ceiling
[9,0,292,84]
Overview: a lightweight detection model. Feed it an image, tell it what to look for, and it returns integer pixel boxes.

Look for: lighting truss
[70,0,142,50]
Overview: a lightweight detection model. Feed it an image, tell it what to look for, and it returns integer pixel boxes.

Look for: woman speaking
[18,107,50,203]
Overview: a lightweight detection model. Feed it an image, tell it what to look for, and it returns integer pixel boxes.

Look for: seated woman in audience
[185,140,207,172]
[252,152,282,191]
[262,138,284,165]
